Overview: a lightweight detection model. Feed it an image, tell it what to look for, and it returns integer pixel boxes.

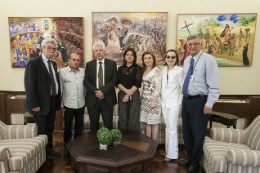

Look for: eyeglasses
[187,43,201,47]
[46,46,56,51]
[166,56,176,59]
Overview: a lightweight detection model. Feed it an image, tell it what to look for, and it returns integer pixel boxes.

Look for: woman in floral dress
[140,51,162,140]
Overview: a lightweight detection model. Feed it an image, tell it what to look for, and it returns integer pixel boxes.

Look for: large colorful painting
[92,12,168,64]
[8,17,84,68]
[177,14,257,66]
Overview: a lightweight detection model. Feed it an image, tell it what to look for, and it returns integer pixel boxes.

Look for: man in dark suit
[24,38,61,166]
[84,42,117,131]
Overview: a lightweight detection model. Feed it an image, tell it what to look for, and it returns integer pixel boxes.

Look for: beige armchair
[203,115,260,173]
[0,120,47,173]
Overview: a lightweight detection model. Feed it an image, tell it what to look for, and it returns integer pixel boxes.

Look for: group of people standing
[24,34,220,173]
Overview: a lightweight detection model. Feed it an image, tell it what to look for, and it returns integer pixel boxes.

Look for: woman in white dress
[140,51,162,140]
[161,49,184,161]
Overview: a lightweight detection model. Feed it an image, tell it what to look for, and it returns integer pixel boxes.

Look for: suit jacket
[84,58,117,108]
[24,56,61,115]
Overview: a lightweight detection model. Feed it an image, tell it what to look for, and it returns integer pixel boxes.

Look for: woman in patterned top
[161,49,184,161]
[140,51,162,140]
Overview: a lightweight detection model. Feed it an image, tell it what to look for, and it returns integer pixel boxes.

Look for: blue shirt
[41,54,59,95]
[183,50,220,108]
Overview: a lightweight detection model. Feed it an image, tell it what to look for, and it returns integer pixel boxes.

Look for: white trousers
[162,107,179,159]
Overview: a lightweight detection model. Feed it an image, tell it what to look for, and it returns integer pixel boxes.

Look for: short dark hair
[122,47,137,67]
[163,49,179,66]
[141,51,157,73]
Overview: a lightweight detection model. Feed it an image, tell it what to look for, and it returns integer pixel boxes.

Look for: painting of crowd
[9,17,84,68]
[92,12,168,64]
[177,14,256,66]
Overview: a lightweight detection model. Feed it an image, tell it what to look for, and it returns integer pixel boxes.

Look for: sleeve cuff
[205,101,214,108]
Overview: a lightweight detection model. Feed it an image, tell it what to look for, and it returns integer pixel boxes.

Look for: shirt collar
[97,58,105,64]
[168,65,177,71]
[67,65,80,72]
[41,53,49,63]
[192,50,203,60]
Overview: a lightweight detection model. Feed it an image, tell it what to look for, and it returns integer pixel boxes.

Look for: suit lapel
[104,58,108,85]
[51,61,58,78]
[39,56,51,78]
[93,59,97,87]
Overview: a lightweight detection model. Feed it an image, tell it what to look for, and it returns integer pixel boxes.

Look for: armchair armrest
[228,149,260,167]
[3,124,37,139]
[210,127,246,144]
[0,146,11,173]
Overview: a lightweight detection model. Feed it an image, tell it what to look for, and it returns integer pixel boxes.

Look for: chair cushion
[0,136,47,171]
[245,115,260,150]
[203,137,250,173]
[0,120,6,140]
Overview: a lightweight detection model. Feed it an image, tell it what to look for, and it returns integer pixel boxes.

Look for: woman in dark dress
[243,43,249,65]
[117,47,143,131]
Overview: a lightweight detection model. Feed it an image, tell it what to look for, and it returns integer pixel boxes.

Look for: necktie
[48,60,56,97]
[182,58,194,95]
[98,62,103,89]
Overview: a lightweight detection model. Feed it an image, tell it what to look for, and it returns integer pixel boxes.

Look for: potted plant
[111,129,122,144]
[97,127,112,150]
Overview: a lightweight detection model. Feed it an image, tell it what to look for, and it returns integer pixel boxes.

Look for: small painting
[177,14,257,66]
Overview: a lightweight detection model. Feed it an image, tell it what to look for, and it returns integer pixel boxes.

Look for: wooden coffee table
[66,130,158,173]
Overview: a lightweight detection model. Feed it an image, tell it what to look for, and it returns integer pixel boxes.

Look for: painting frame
[8,17,85,69]
[92,12,168,65]
[176,13,257,67]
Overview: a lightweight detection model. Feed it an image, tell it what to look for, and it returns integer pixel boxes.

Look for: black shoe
[47,150,61,157]
[43,159,52,166]
[186,166,199,173]
[64,148,69,156]
[178,159,190,166]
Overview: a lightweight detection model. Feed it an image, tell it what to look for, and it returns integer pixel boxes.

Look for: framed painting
[176,13,257,66]
[92,12,168,64]
[8,17,84,68]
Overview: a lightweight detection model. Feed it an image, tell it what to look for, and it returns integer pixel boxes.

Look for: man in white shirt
[59,53,85,156]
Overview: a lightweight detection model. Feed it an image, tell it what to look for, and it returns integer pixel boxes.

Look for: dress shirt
[41,54,58,95]
[96,58,105,89]
[161,65,184,109]
[59,66,85,109]
[183,50,220,108]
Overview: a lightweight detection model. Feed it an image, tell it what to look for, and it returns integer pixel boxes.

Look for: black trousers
[182,96,209,169]
[87,99,113,131]
[118,91,140,131]
[34,96,56,154]
[63,106,84,145]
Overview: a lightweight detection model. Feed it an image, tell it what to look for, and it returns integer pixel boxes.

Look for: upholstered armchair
[203,115,260,173]
[0,120,47,173]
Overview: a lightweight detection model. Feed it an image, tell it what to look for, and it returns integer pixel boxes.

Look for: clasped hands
[32,107,40,112]
[122,89,134,102]
[95,90,105,100]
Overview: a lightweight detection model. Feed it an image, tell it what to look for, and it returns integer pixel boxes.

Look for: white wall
[0,0,259,94]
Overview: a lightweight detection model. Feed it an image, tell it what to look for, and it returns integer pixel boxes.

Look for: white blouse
[161,65,184,109]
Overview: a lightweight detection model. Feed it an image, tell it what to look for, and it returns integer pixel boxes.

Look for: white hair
[41,38,58,48]
[93,42,105,50]
[187,34,203,43]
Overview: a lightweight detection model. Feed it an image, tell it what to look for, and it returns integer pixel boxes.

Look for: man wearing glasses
[59,53,85,156]
[178,35,220,173]
[24,38,61,166]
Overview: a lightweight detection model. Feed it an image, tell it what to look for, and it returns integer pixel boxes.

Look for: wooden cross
[181,21,193,36]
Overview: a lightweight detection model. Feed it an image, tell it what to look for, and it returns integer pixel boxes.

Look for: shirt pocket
[193,69,205,82]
